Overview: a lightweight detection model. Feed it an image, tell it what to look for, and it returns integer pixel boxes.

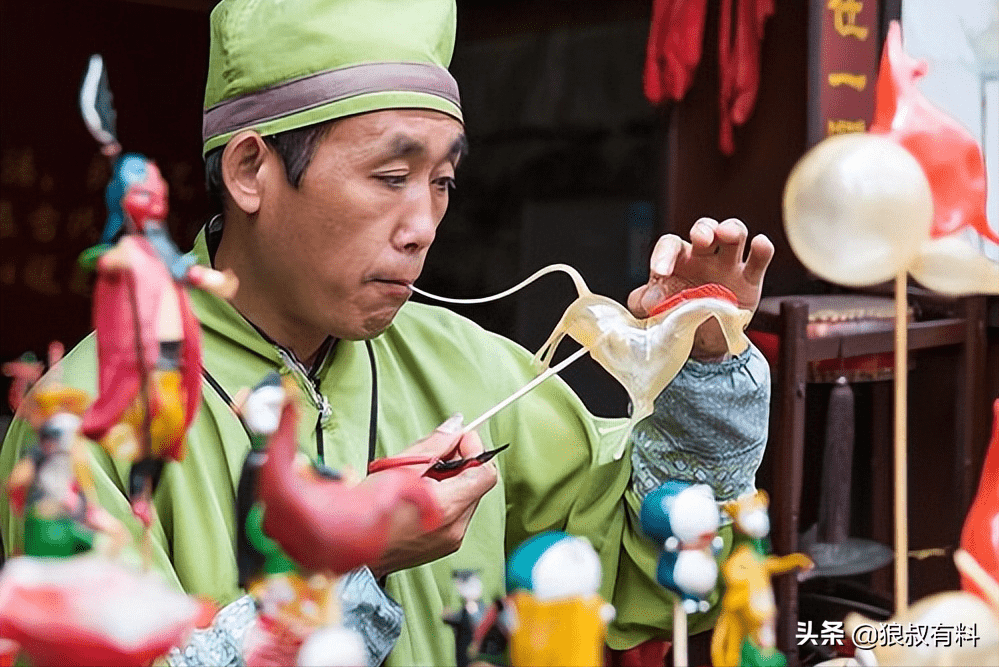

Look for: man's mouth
[369,277,416,297]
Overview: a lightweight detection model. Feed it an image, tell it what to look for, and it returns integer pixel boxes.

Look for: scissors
[368,444,509,481]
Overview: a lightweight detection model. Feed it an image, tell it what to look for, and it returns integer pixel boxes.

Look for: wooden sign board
[808,0,882,146]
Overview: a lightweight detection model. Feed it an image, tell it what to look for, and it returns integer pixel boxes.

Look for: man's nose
[395,185,437,253]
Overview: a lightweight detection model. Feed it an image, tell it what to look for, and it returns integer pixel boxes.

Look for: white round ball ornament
[783,133,933,286]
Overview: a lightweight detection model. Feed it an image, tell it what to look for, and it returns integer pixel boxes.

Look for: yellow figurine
[506,531,615,667]
[711,545,812,667]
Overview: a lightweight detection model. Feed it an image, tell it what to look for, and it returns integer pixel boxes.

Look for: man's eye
[434,176,456,192]
[376,174,407,188]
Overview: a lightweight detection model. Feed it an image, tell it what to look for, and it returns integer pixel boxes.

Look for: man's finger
[744,234,776,286]
[436,413,463,434]
[715,218,748,262]
[627,283,669,318]
[403,414,464,457]
[627,284,650,317]
[454,431,484,459]
[649,234,685,277]
[689,217,719,254]
[433,461,497,511]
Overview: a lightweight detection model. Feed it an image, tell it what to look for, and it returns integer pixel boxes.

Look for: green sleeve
[1,415,33,558]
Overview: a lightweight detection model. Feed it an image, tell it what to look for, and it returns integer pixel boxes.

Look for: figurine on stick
[76,54,237,535]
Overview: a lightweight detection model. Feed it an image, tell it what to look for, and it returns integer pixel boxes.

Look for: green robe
[0,231,769,666]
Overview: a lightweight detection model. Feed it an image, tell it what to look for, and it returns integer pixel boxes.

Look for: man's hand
[628,217,774,360]
[369,415,498,579]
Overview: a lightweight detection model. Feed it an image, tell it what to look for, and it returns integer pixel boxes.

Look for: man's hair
[204,121,334,214]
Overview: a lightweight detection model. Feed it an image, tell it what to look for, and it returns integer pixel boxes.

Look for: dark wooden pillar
[773,300,809,665]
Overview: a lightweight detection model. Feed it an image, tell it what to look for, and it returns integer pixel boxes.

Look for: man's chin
[349,304,405,340]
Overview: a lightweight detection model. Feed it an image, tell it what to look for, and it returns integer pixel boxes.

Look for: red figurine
[256,391,442,574]
[0,553,213,667]
[870,21,999,244]
[77,55,237,527]
[960,399,999,604]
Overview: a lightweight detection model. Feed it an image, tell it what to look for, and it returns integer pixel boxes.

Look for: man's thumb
[435,413,464,435]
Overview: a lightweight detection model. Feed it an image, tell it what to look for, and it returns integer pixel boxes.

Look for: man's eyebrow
[378,133,467,165]
[447,135,469,165]
[384,135,427,160]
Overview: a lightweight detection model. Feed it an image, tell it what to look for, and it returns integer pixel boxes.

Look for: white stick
[462,346,589,434]
[673,599,688,667]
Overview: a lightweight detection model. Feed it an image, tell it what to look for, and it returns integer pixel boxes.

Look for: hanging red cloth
[719,0,775,155]
[644,0,775,155]
[643,0,709,105]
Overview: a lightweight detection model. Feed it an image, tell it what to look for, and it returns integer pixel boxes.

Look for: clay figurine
[505,531,615,667]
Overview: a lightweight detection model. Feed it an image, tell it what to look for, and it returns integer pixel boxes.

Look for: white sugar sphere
[297,626,367,667]
[669,484,719,544]
[783,133,933,286]
[673,549,719,597]
[531,536,602,600]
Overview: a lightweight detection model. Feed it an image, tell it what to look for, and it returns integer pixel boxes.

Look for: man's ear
[221,130,271,215]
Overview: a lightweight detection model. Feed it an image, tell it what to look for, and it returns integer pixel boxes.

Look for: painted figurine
[234,375,350,666]
[235,374,442,666]
[443,569,487,667]
[5,379,127,559]
[712,486,813,666]
[711,545,812,667]
[870,21,999,296]
[722,489,772,554]
[235,373,294,590]
[254,386,441,575]
[77,55,237,528]
[870,21,997,245]
[0,553,214,667]
[640,481,724,614]
[468,597,510,666]
[961,400,999,605]
[505,531,615,667]
[81,153,236,525]
[783,22,999,296]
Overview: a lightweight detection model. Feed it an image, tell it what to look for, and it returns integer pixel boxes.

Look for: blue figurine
[640,480,724,614]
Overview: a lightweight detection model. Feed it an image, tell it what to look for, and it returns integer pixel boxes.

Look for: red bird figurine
[257,397,442,575]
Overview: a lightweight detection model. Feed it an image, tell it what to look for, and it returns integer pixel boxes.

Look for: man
[0,0,775,664]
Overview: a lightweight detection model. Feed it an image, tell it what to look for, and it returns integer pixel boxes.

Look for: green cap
[203,0,463,154]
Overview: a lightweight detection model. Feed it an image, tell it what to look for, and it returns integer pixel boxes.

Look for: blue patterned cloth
[167,566,400,667]
[630,346,770,504]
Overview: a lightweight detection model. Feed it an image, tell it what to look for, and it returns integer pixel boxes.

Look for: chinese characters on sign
[796,620,982,649]
[808,0,882,146]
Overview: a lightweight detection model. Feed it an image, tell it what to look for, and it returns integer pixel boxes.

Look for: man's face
[253,109,465,341]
